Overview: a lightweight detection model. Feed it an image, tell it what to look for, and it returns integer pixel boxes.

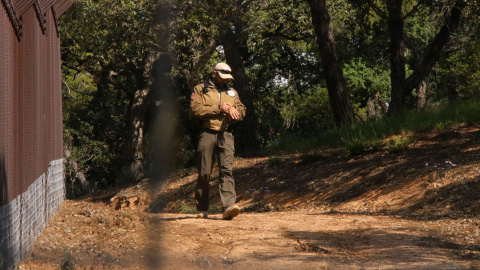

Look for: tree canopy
[60,0,480,196]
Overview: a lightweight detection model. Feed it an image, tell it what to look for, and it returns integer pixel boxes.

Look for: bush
[386,137,412,154]
[61,251,76,270]
[300,152,323,164]
[268,157,283,166]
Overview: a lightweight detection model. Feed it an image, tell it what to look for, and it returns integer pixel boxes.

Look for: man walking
[191,63,246,220]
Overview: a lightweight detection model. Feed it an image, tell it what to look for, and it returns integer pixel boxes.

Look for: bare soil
[20,124,480,269]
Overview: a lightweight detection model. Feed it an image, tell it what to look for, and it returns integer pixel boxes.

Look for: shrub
[61,251,76,270]
[300,152,323,164]
[386,137,411,153]
[268,157,283,166]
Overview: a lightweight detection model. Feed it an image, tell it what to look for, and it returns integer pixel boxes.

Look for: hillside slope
[20,124,480,269]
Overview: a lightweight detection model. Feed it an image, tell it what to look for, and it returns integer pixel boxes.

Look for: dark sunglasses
[216,69,231,74]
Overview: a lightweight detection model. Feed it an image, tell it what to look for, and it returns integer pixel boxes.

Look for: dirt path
[20,200,480,269]
[151,212,480,270]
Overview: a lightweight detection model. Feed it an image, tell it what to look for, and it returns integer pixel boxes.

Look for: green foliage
[268,157,283,166]
[270,101,480,155]
[62,69,120,195]
[341,130,382,157]
[59,0,480,198]
[65,180,93,199]
[244,0,325,141]
[208,204,222,214]
[62,0,159,69]
[344,59,389,96]
[343,58,390,117]
[174,200,220,214]
[114,167,139,186]
[176,200,197,214]
[386,137,412,154]
[436,39,480,102]
[170,0,222,71]
[61,251,76,270]
[279,87,335,133]
[61,69,112,193]
[173,132,197,169]
[60,0,162,193]
[344,140,367,157]
[334,0,389,62]
[300,152,323,164]
[436,149,452,159]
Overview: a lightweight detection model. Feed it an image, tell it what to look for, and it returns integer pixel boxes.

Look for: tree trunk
[307,0,354,126]
[187,38,218,90]
[64,145,87,186]
[124,2,175,181]
[387,0,466,115]
[374,92,389,114]
[125,91,148,180]
[386,0,407,115]
[221,25,260,152]
[366,96,376,119]
[124,55,157,181]
[416,80,427,111]
[447,77,460,103]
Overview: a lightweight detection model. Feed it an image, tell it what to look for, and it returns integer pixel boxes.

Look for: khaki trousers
[196,129,236,212]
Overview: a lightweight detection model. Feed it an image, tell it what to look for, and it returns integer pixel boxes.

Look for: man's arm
[190,85,220,118]
[228,92,246,121]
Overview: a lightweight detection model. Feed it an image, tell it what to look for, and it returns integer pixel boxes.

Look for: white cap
[214,63,234,80]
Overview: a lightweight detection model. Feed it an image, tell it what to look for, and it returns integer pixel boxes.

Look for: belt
[203,127,232,134]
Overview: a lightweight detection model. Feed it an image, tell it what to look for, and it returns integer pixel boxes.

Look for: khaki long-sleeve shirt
[191,80,246,131]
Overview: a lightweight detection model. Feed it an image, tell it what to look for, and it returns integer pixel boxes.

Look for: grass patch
[174,200,221,214]
[300,152,323,164]
[268,156,283,166]
[177,200,197,214]
[436,149,452,159]
[61,251,76,270]
[344,140,365,157]
[266,101,480,154]
[386,136,412,153]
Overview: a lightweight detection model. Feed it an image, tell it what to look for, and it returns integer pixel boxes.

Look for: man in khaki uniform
[191,63,246,220]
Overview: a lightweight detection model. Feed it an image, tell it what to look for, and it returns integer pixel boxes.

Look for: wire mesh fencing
[0,159,65,269]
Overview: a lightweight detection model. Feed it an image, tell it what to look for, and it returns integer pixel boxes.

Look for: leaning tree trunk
[388,0,466,115]
[405,37,427,112]
[187,38,218,90]
[221,25,260,152]
[307,0,354,126]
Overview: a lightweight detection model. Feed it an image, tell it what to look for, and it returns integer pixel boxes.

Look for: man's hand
[221,102,232,113]
[227,107,240,120]
[221,102,239,120]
